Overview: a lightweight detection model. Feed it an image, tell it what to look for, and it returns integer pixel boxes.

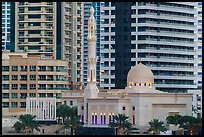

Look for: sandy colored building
[2,52,68,116]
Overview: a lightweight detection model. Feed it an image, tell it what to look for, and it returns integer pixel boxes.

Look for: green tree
[13,121,22,133]
[56,104,70,124]
[64,115,83,135]
[108,113,132,135]
[179,115,198,135]
[166,115,182,135]
[147,119,167,135]
[12,114,40,135]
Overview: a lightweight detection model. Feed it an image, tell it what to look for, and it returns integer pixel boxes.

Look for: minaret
[84,7,99,126]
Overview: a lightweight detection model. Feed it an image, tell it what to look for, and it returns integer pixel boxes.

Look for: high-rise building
[2,2,11,51]
[10,2,83,89]
[195,2,202,89]
[100,2,197,93]
[2,52,69,116]
[83,2,100,86]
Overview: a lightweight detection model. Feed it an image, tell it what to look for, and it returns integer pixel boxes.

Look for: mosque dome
[127,62,154,85]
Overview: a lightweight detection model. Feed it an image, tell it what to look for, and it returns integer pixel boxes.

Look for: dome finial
[90,6,94,15]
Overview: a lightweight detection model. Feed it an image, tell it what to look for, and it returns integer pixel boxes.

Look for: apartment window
[20,93,27,99]
[2,66,9,71]
[198,81,202,84]
[11,102,18,108]
[28,38,41,42]
[11,93,18,99]
[198,11,202,14]
[39,93,46,97]
[111,10,115,15]
[122,106,125,110]
[30,93,36,98]
[104,10,109,15]
[28,22,41,26]
[2,102,9,108]
[20,102,26,108]
[20,84,27,90]
[198,63,202,67]
[28,7,41,11]
[30,84,36,90]
[105,2,109,7]
[20,75,27,81]
[11,75,18,80]
[28,30,41,34]
[198,46,202,49]
[11,66,18,71]
[28,14,41,18]
[30,75,36,80]
[39,66,46,71]
[11,84,18,90]
[30,66,36,71]
[20,66,27,71]
[198,29,202,33]
[81,106,84,110]
[2,75,9,81]
[2,93,9,99]
[2,84,9,90]
[198,55,202,58]
[198,2,202,6]
[198,20,202,23]
[133,107,135,110]
[39,84,46,90]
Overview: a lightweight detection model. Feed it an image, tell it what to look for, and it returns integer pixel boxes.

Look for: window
[2,93,9,99]
[28,14,41,18]
[11,102,18,108]
[12,84,18,90]
[81,106,84,110]
[28,7,41,11]
[198,46,202,49]
[30,66,36,71]
[2,75,9,81]
[30,75,36,80]
[70,100,73,106]
[2,84,9,90]
[198,29,202,33]
[198,11,202,14]
[20,66,27,71]
[198,55,202,58]
[198,20,202,23]
[20,102,26,108]
[122,106,125,110]
[20,84,27,90]
[198,63,202,67]
[133,115,135,125]
[11,93,18,99]
[12,66,18,71]
[2,66,9,71]
[30,93,36,98]
[20,93,27,99]
[20,75,27,81]
[30,84,36,90]
[133,107,135,110]
[2,102,9,108]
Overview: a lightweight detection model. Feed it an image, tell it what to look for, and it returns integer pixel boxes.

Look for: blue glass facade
[2,2,10,51]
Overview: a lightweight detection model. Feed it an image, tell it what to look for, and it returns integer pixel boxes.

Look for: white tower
[84,7,99,126]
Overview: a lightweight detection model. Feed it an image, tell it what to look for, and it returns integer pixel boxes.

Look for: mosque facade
[61,7,193,132]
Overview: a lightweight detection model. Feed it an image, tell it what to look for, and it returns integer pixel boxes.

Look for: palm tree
[12,114,40,135]
[147,119,167,135]
[179,115,198,135]
[64,115,83,135]
[108,113,132,135]
[56,104,70,124]
[166,115,181,135]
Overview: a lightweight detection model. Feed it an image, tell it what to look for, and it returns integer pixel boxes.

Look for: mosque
[61,7,193,133]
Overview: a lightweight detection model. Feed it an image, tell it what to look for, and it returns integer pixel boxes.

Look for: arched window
[104,114,106,124]
[139,83,141,86]
[95,114,97,124]
[109,114,112,124]
[100,114,103,124]
[134,83,136,86]
[133,115,135,125]
[144,83,146,86]
[92,114,94,124]
[81,115,84,123]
